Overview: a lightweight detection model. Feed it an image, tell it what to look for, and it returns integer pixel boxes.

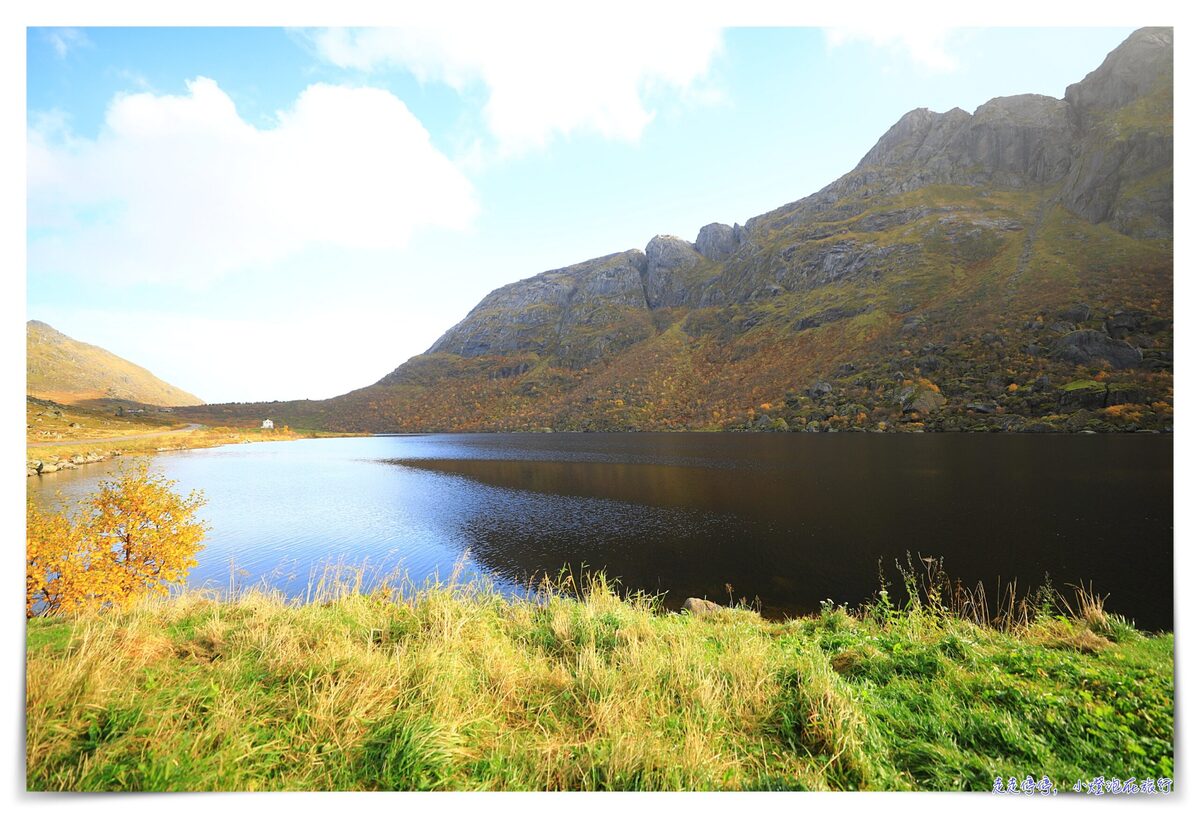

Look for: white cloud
[28,77,477,286]
[303,25,725,155]
[824,26,959,73]
[43,28,91,59]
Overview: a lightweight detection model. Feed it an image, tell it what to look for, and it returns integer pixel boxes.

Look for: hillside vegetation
[181,28,1172,435]
[27,321,202,407]
[26,570,1172,791]
[24,396,323,476]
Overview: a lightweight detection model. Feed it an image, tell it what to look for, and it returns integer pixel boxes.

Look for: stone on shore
[682,597,724,616]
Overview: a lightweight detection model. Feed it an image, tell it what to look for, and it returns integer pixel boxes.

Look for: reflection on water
[28,433,1174,629]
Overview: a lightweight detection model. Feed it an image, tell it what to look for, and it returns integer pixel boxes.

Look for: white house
[262,419,274,430]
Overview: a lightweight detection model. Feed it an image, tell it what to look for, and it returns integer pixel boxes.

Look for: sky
[25,23,1142,403]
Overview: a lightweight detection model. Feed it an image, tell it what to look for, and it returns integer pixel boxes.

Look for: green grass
[26,572,1173,792]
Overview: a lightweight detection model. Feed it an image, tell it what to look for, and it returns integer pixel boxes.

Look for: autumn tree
[26,462,207,617]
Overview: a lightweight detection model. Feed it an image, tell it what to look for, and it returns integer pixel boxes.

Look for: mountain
[185,27,1172,434]
[26,321,202,407]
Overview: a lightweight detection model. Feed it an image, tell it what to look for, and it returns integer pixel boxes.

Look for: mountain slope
[26,321,202,407]
[185,28,1172,434]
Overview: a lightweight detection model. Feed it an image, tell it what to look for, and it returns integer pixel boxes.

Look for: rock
[1106,383,1147,405]
[1065,28,1172,125]
[1061,29,1173,236]
[807,381,833,399]
[644,235,705,309]
[40,462,58,473]
[794,305,868,331]
[1105,310,1168,339]
[910,390,946,413]
[916,355,940,373]
[1051,329,1142,368]
[682,598,723,616]
[421,249,653,363]
[1061,303,1092,323]
[851,93,1075,190]
[694,222,744,262]
[1059,380,1109,410]
[966,401,998,414]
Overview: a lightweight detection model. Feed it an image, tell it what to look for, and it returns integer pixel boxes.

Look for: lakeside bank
[26,574,1173,792]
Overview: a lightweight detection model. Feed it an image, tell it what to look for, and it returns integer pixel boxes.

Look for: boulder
[694,222,744,262]
[916,355,941,373]
[1059,380,1109,410]
[807,381,833,399]
[1051,329,1142,368]
[1060,303,1092,323]
[909,389,947,414]
[682,598,723,616]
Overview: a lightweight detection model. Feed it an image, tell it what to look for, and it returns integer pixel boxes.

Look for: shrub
[27,462,207,617]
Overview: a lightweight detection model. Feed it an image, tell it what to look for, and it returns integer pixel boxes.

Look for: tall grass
[26,563,1174,792]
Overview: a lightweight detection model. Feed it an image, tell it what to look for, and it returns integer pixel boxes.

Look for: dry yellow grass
[25,569,1173,792]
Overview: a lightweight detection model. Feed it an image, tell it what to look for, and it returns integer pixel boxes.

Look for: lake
[28,433,1174,630]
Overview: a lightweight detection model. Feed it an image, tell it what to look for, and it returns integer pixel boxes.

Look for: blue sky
[27,24,1139,403]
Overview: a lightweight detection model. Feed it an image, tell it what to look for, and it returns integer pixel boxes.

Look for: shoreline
[26,427,364,478]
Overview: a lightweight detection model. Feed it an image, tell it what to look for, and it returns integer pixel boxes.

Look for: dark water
[28,433,1174,630]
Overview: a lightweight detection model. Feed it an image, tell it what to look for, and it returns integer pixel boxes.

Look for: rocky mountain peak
[695,222,747,262]
[645,235,704,309]
[852,94,1073,189]
[1065,27,1172,125]
[423,249,652,364]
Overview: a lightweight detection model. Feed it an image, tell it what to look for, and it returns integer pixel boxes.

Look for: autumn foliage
[27,462,207,617]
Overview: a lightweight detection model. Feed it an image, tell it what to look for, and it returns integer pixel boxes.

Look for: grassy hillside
[26,572,1172,791]
[27,396,181,443]
[25,396,326,475]
[27,320,202,407]
[180,189,1172,435]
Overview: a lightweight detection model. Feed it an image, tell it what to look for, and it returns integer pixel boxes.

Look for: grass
[27,425,320,466]
[26,395,349,468]
[25,563,1173,792]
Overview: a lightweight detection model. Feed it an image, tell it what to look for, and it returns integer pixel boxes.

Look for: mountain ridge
[182,27,1172,434]
[26,320,202,407]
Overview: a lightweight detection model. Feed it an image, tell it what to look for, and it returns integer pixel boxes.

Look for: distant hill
[185,27,1172,434]
[26,321,202,407]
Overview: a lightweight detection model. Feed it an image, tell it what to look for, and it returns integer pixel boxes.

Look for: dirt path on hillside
[27,423,205,448]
